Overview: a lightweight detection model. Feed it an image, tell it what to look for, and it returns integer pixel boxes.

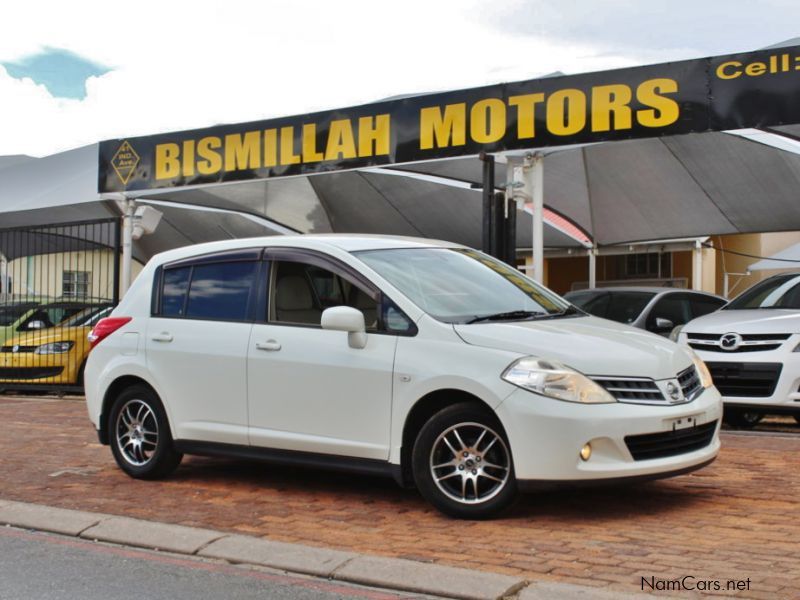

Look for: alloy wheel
[429,422,510,505]
[115,399,159,467]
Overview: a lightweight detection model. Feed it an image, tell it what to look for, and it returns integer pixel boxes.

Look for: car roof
[150,234,465,264]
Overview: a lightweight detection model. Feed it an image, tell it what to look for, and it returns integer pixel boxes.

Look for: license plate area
[666,414,702,431]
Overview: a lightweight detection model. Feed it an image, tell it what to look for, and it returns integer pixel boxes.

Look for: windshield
[0,304,36,326]
[60,305,112,327]
[725,274,800,310]
[567,290,655,324]
[356,247,571,324]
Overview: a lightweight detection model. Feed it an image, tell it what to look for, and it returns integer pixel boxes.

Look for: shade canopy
[391,126,800,246]
[137,169,586,250]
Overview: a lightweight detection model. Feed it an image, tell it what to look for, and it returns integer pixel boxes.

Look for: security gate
[0,219,121,393]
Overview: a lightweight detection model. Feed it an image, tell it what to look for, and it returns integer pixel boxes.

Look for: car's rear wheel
[412,403,516,519]
[723,408,764,429]
[108,385,182,479]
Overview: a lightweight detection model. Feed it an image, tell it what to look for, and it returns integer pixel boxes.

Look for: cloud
[2,48,110,100]
[0,0,795,157]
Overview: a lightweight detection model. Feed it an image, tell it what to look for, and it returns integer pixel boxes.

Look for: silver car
[564,287,727,336]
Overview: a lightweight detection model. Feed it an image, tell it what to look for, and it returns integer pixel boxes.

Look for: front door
[247,254,397,460]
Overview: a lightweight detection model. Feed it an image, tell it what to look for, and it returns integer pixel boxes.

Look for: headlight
[34,341,74,355]
[502,357,616,404]
[669,325,683,342]
[686,349,713,389]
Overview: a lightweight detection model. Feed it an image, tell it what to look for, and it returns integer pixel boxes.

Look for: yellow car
[0,303,112,387]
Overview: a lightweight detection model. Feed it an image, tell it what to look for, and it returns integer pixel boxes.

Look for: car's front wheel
[412,403,517,519]
[108,385,182,479]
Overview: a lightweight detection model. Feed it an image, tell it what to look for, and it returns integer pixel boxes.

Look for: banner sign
[99,46,800,192]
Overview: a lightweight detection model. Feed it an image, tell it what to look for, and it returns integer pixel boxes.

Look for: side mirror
[321,306,367,349]
[654,317,674,332]
[26,320,46,330]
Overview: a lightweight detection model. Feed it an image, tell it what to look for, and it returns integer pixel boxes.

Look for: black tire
[723,408,764,429]
[412,402,517,519]
[76,359,87,387]
[107,384,182,479]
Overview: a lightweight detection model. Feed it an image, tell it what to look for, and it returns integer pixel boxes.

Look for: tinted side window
[605,292,654,324]
[578,294,610,318]
[185,262,257,321]
[271,260,379,329]
[161,266,191,317]
[647,294,691,330]
[690,295,726,318]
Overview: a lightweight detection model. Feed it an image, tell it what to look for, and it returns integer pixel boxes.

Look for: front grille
[592,377,664,404]
[677,366,702,401]
[625,420,717,461]
[0,367,64,380]
[687,333,790,353]
[705,362,782,397]
[0,346,37,353]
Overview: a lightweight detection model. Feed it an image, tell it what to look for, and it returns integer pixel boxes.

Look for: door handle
[255,340,281,351]
[151,332,173,343]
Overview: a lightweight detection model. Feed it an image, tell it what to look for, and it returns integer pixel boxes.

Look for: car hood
[4,326,87,347]
[454,315,692,380]
[683,309,800,334]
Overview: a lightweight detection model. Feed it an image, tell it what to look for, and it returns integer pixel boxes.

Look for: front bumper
[692,346,800,412]
[496,386,722,482]
[0,351,79,385]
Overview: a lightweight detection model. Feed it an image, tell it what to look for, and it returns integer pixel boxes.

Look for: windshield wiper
[466,310,546,324]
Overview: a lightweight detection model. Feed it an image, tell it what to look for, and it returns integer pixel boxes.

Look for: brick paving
[1,395,799,599]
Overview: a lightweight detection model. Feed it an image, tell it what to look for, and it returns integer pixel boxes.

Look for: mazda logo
[720,332,743,351]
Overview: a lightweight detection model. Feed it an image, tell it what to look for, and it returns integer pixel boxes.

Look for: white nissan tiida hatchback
[85,235,722,518]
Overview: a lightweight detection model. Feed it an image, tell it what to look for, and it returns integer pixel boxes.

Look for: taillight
[88,317,132,348]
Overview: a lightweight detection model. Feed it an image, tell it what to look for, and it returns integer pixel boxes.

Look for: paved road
[2,395,799,598]
[0,527,424,600]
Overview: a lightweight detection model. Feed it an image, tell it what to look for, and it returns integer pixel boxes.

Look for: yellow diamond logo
[111,141,140,185]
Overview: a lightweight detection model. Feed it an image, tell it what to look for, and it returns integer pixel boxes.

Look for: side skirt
[173,440,406,487]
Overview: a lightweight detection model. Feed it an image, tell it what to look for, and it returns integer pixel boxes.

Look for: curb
[0,499,645,599]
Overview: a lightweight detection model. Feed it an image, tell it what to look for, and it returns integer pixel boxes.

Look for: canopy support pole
[0,254,6,301]
[524,153,545,284]
[121,197,135,296]
[588,246,597,288]
[693,239,703,290]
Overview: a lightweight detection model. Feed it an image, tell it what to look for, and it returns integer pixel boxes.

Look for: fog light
[580,443,592,461]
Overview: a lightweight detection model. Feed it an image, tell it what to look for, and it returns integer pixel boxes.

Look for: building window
[620,253,671,279]
[62,270,90,298]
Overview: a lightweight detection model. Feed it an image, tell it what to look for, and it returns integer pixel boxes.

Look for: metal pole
[113,218,122,306]
[693,239,702,290]
[525,153,545,284]
[0,253,6,302]
[588,246,597,288]
[480,154,494,254]
[121,197,135,296]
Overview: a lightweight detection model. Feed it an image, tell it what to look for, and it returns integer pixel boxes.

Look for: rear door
[145,251,260,445]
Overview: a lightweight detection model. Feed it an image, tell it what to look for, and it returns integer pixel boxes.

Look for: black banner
[99,46,800,193]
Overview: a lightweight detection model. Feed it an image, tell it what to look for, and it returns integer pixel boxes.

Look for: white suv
[85,235,721,518]
[675,272,800,428]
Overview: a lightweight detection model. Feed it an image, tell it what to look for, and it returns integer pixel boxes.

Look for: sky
[1,0,798,157]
